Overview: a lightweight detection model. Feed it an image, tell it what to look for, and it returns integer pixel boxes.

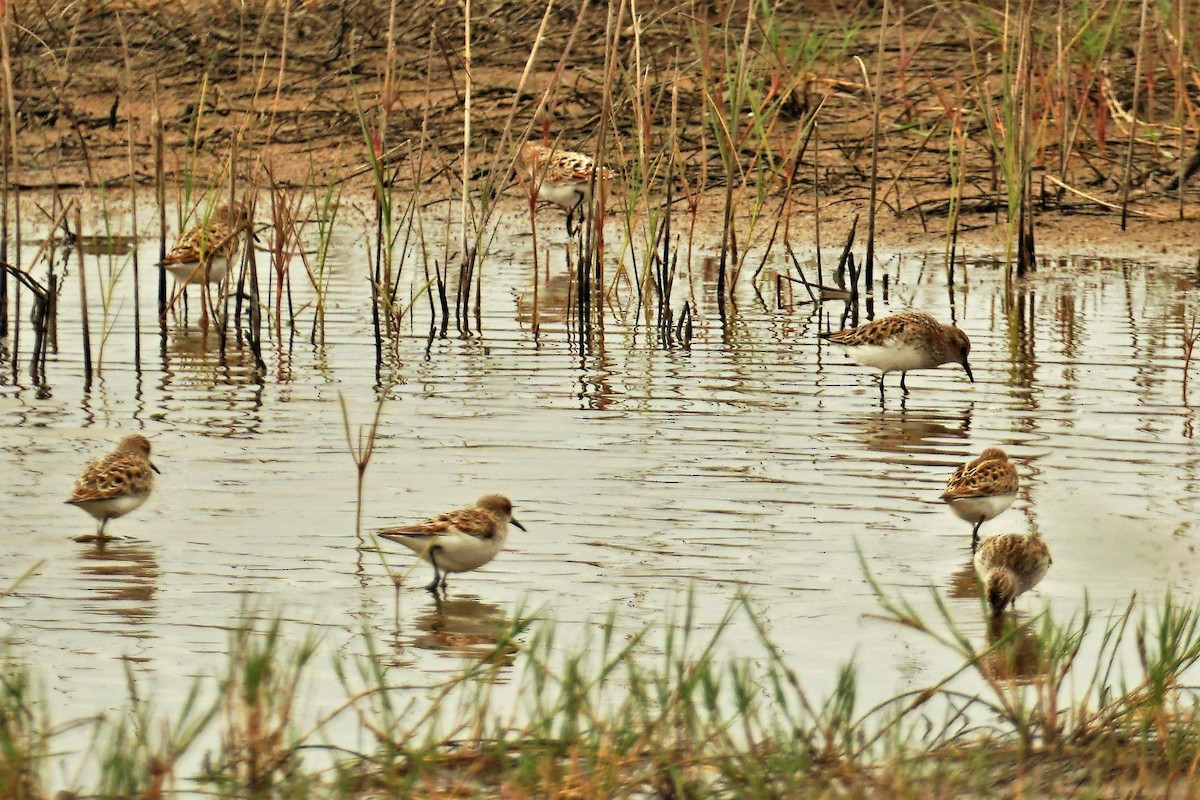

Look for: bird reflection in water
[75,539,159,632]
[978,614,1047,685]
[401,595,518,667]
[948,559,1048,685]
[848,406,972,454]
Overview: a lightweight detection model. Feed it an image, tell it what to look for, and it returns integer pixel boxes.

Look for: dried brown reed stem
[0,0,17,355]
[1120,0,1151,230]
[1184,311,1199,404]
[118,14,141,366]
[74,206,93,386]
[460,0,475,327]
[864,0,889,292]
[153,86,167,333]
[339,392,385,541]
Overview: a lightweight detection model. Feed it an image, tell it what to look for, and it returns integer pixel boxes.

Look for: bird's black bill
[511,518,527,532]
[151,462,162,474]
[963,362,975,383]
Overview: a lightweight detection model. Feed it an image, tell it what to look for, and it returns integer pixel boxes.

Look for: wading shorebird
[66,434,159,543]
[160,202,251,323]
[819,311,973,401]
[517,141,613,236]
[973,531,1051,617]
[941,447,1019,550]
[378,494,526,593]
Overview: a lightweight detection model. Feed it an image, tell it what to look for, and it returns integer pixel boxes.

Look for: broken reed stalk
[1120,0,1150,230]
[459,0,476,330]
[1183,311,1199,404]
[244,197,265,372]
[338,392,385,541]
[1,0,18,368]
[1015,0,1036,276]
[714,1,757,319]
[74,206,93,387]
[219,143,238,362]
[864,0,889,292]
[117,14,141,367]
[153,91,167,335]
[1174,0,1186,220]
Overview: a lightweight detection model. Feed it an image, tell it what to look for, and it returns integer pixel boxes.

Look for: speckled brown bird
[378,494,526,593]
[973,531,1051,617]
[66,434,159,541]
[518,141,613,236]
[160,202,250,287]
[941,448,1019,549]
[819,311,973,400]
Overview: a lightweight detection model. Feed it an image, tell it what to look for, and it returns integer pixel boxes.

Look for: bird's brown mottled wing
[942,459,1018,499]
[162,221,240,266]
[378,511,456,539]
[821,312,936,346]
[68,453,153,503]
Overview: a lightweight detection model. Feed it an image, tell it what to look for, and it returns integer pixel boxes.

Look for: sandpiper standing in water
[517,141,613,236]
[378,494,526,594]
[941,447,1019,550]
[973,531,1051,617]
[66,434,159,543]
[160,201,251,324]
[819,311,973,401]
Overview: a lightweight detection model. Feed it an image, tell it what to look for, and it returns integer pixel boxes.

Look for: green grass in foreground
[9,576,1200,799]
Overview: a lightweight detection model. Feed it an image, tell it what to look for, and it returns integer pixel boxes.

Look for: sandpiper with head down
[378,494,526,593]
[973,531,1051,617]
[66,434,159,543]
[517,141,613,236]
[819,311,973,401]
[942,447,1019,550]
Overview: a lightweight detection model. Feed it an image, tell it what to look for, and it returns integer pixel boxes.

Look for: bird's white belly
[390,531,503,573]
[165,256,229,286]
[845,342,928,373]
[76,493,147,522]
[537,182,588,210]
[946,493,1015,524]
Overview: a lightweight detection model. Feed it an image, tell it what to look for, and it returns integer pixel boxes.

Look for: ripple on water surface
[4,229,1200,751]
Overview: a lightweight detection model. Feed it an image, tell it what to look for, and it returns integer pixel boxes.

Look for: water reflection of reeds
[158,330,265,436]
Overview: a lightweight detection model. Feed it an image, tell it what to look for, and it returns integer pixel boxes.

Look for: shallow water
[4,201,1200,775]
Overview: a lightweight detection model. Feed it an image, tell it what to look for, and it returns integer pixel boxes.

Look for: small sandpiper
[517,141,613,236]
[66,434,159,543]
[378,494,526,593]
[941,447,1019,550]
[819,311,973,400]
[160,202,251,324]
[973,531,1051,617]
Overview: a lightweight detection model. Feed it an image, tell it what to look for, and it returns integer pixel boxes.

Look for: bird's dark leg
[426,550,442,593]
[566,192,585,237]
[971,520,983,551]
[900,372,910,394]
[878,375,886,402]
